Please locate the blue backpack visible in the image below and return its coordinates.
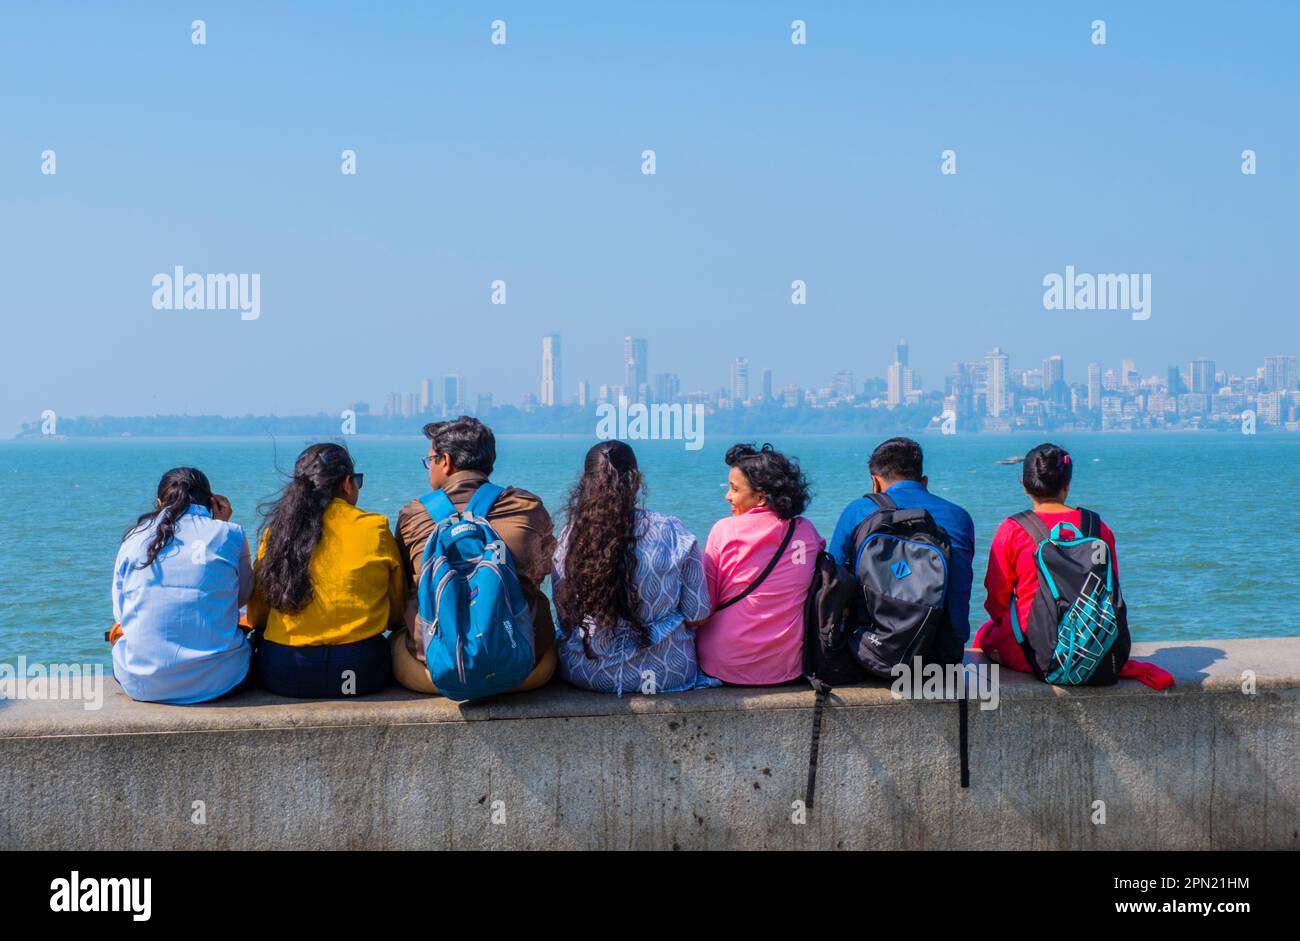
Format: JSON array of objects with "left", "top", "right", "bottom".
[{"left": 415, "top": 483, "right": 536, "bottom": 701}]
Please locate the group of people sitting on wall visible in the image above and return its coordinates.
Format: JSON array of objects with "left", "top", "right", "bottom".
[{"left": 110, "top": 418, "right": 1170, "bottom": 705}]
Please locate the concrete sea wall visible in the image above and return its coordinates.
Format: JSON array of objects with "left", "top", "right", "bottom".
[{"left": 1, "top": 638, "right": 1296, "bottom": 849}]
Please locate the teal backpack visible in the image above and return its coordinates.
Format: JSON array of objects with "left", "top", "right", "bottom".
[
  {"left": 415, "top": 484, "right": 536, "bottom": 701},
  {"left": 1009, "top": 508, "right": 1131, "bottom": 685}
]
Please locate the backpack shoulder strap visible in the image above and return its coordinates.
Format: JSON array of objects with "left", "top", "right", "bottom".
[
  {"left": 465, "top": 482, "right": 504, "bottom": 519},
  {"left": 418, "top": 490, "right": 457, "bottom": 524},
  {"left": 864, "top": 491, "right": 896, "bottom": 511},
  {"left": 1077, "top": 507, "right": 1100, "bottom": 538},
  {"left": 1009, "top": 509, "right": 1051, "bottom": 545}
]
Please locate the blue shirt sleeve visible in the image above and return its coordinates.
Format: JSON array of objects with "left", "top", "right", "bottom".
[
  {"left": 948, "top": 509, "right": 976, "bottom": 644},
  {"left": 830, "top": 500, "right": 871, "bottom": 568}
]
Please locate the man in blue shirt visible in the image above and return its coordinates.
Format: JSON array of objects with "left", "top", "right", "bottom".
[{"left": 829, "top": 437, "right": 976, "bottom": 649}]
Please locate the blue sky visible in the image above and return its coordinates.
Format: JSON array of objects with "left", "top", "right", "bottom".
[{"left": 2, "top": 1, "right": 1297, "bottom": 434}]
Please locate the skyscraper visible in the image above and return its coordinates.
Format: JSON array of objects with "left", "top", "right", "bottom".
[
  {"left": 576, "top": 380, "right": 590, "bottom": 407},
  {"left": 443, "top": 373, "right": 465, "bottom": 413},
  {"left": 1189, "top": 358, "right": 1216, "bottom": 394},
  {"left": 1086, "top": 363, "right": 1102, "bottom": 410},
  {"left": 419, "top": 377, "right": 434, "bottom": 413},
  {"left": 624, "top": 337, "right": 648, "bottom": 392},
  {"left": 1121, "top": 359, "right": 1138, "bottom": 392},
  {"left": 887, "top": 362, "right": 912, "bottom": 407},
  {"left": 1166, "top": 366, "right": 1183, "bottom": 397},
  {"left": 887, "top": 343, "right": 912, "bottom": 407},
  {"left": 985, "top": 347, "right": 1009, "bottom": 417},
  {"left": 540, "top": 334, "right": 561, "bottom": 406},
  {"left": 731, "top": 357, "right": 750, "bottom": 403},
  {"left": 832, "top": 370, "right": 855, "bottom": 398},
  {"left": 761, "top": 368, "right": 773, "bottom": 403},
  {"left": 652, "top": 372, "right": 680, "bottom": 403},
  {"left": 1042, "top": 355, "right": 1065, "bottom": 406},
  {"left": 1264, "top": 354, "right": 1297, "bottom": 392}
]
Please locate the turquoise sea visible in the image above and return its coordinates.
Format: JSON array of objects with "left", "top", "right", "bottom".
[{"left": 2, "top": 432, "right": 1298, "bottom": 666}]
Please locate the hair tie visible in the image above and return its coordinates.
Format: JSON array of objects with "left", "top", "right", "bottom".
[{"left": 1061, "top": 454, "right": 1071, "bottom": 466}]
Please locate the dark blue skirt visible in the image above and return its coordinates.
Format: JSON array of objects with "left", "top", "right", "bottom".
[{"left": 255, "top": 633, "right": 391, "bottom": 699}]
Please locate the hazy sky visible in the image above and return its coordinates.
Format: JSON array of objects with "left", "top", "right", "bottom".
[{"left": 2, "top": 1, "right": 1297, "bottom": 434}]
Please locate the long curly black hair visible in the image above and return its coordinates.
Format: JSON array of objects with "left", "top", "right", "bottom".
[
  {"left": 123, "top": 467, "right": 214, "bottom": 568},
  {"left": 554, "top": 440, "right": 649, "bottom": 656},
  {"left": 255, "top": 443, "right": 355, "bottom": 613}
]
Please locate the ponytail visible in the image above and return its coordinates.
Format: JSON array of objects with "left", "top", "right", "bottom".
[
  {"left": 124, "top": 467, "right": 215, "bottom": 568},
  {"left": 255, "top": 443, "right": 356, "bottom": 613}
]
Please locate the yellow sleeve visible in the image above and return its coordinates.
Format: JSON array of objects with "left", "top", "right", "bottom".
[
  {"left": 246, "top": 529, "right": 270, "bottom": 629},
  {"left": 379, "top": 524, "right": 406, "bottom": 630}
]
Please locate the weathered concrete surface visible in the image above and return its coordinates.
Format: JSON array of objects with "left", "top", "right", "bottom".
[{"left": 1, "top": 638, "right": 1296, "bottom": 849}]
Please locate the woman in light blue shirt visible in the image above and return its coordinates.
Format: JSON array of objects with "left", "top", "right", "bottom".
[
  {"left": 552, "top": 441, "right": 715, "bottom": 695},
  {"left": 112, "top": 467, "right": 254, "bottom": 704}
]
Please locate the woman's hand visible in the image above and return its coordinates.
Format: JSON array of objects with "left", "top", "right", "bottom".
[{"left": 211, "top": 494, "right": 233, "bottom": 522}]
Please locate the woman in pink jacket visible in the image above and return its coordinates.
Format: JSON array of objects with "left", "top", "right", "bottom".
[{"left": 697, "top": 443, "right": 823, "bottom": 685}]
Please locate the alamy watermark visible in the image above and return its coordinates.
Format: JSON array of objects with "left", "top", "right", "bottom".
[
  {"left": 890, "top": 657, "right": 1000, "bottom": 711},
  {"left": 151, "top": 266, "right": 261, "bottom": 321},
  {"left": 0, "top": 657, "right": 104, "bottom": 710},
  {"left": 50, "top": 871, "right": 150, "bottom": 921},
  {"left": 1042, "top": 265, "right": 1151, "bottom": 321},
  {"left": 595, "top": 395, "right": 704, "bottom": 451}
]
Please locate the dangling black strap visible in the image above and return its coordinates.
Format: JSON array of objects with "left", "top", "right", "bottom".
[
  {"left": 805, "top": 685, "right": 831, "bottom": 808},
  {"left": 958, "top": 697, "right": 970, "bottom": 788}
]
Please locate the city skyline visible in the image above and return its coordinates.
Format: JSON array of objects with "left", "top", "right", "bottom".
[{"left": 357, "top": 330, "right": 1300, "bottom": 433}]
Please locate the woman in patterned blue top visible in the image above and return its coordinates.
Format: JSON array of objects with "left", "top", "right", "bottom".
[{"left": 552, "top": 441, "right": 716, "bottom": 695}]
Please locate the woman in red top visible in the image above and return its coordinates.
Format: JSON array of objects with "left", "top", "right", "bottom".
[{"left": 975, "top": 443, "right": 1172, "bottom": 689}]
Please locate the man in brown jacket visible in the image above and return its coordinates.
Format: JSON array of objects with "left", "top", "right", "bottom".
[{"left": 391, "top": 416, "right": 558, "bottom": 694}]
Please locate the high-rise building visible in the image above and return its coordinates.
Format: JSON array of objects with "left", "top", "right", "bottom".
[
  {"left": 576, "top": 380, "right": 590, "bottom": 407},
  {"left": 652, "top": 372, "right": 680, "bottom": 403},
  {"left": 475, "top": 393, "right": 493, "bottom": 419},
  {"left": 761, "top": 368, "right": 773, "bottom": 403},
  {"left": 443, "top": 373, "right": 465, "bottom": 413},
  {"left": 624, "top": 337, "right": 648, "bottom": 392},
  {"left": 948, "top": 361, "right": 978, "bottom": 417},
  {"left": 1166, "top": 366, "right": 1183, "bottom": 397},
  {"left": 887, "top": 361, "right": 912, "bottom": 407},
  {"left": 832, "top": 370, "right": 855, "bottom": 399},
  {"left": 540, "top": 334, "right": 561, "bottom": 406},
  {"left": 887, "top": 343, "right": 913, "bottom": 407},
  {"left": 1121, "top": 359, "right": 1138, "bottom": 391},
  {"left": 419, "top": 378, "right": 434, "bottom": 413},
  {"left": 1258, "top": 391, "right": 1284, "bottom": 425},
  {"left": 1189, "top": 359, "right": 1216, "bottom": 395},
  {"left": 1040, "top": 353, "right": 1060, "bottom": 395},
  {"left": 401, "top": 391, "right": 417, "bottom": 418},
  {"left": 1264, "top": 354, "right": 1297, "bottom": 392},
  {"left": 985, "top": 347, "right": 1009, "bottom": 417},
  {"left": 731, "top": 357, "right": 750, "bottom": 402}
]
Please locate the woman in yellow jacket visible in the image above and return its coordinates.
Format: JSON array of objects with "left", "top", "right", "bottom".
[{"left": 248, "top": 443, "right": 404, "bottom": 698}]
